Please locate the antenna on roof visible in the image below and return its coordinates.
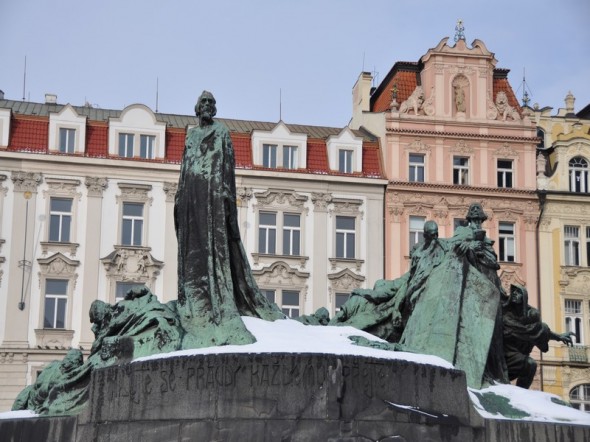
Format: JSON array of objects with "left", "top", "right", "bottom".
[
  {"left": 516, "top": 67, "right": 533, "bottom": 107},
  {"left": 155, "top": 77, "right": 159, "bottom": 113},
  {"left": 372, "top": 66, "right": 379, "bottom": 88},
  {"left": 279, "top": 88, "right": 282, "bottom": 121},
  {"left": 22, "top": 56, "right": 27, "bottom": 101}
]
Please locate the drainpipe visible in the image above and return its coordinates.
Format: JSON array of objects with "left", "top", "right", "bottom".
[{"left": 536, "top": 189, "right": 547, "bottom": 391}]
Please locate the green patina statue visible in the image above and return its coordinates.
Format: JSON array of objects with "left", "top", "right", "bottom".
[
  {"left": 503, "top": 284, "right": 573, "bottom": 388},
  {"left": 12, "top": 92, "right": 285, "bottom": 415},
  {"left": 174, "top": 91, "right": 283, "bottom": 349}
]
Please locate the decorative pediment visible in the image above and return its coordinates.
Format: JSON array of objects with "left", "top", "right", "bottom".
[
  {"left": 329, "top": 198, "right": 363, "bottom": 218},
  {"left": 498, "top": 266, "right": 526, "bottom": 295},
  {"left": 101, "top": 246, "right": 163, "bottom": 280},
  {"left": 38, "top": 252, "right": 80, "bottom": 276},
  {"left": 43, "top": 178, "right": 81, "bottom": 200},
  {"left": 450, "top": 140, "right": 473, "bottom": 154},
  {"left": 252, "top": 261, "right": 310, "bottom": 286},
  {"left": 116, "top": 182, "right": 153, "bottom": 205},
  {"left": 254, "top": 188, "right": 308, "bottom": 210},
  {"left": 493, "top": 143, "right": 519, "bottom": 159},
  {"left": 328, "top": 268, "right": 365, "bottom": 291},
  {"left": 405, "top": 138, "right": 432, "bottom": 154}
]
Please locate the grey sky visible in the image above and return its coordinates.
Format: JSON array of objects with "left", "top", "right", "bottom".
[{"left": 1, "top": 0, "right": 588, "bottom": 127}]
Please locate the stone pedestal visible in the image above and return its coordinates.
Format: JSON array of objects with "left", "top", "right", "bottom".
[{"left": 2, "top": 353, "right": 589, "bottom": 441}]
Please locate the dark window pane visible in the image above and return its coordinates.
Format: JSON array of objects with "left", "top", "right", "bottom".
[
  {"left": 51, "top": 198, "right": 72, "bottom": 212},
  {"left": 44, "top": 298, "right": 56, "bottom": 328},
  {"left": 292, "top": 231, "right": 300, "bottom": 255},
  {"left": 346, "top": 233, "right": 355, "bottom": 258},
  {"left": 133, "top": 220, "right": 143, "bottom": 245},
  {"left": 61, "top": 216, "right": 71, "bottom": 242},
  {"left": 122, "top": 219, "right": 132, "bottom": 245},
  {"left": 284, "top": 213, "right": 300, "bottom": 227},
  {"left": 49, "top": 215, "right": 61, "bottom": 241},
  {"left": 268, "top": 230, "right": 276, "bottom": 254},
  {"left": 262, "top": 290, "right": 275, "bottom": 303},
  {"left": 123, "top": 203, "right": 143, "bottom": 217},
  {"left": 283, "top": 290, "right": 299, "bottom": 305},
  {"left": 336, "top": 216, "right": 355, "bottom": 230},
  {"left": 260, "top": 212, "right": 276, "bottom": 225},
  {"left": 336, "top": 293, "right": 350, "bottom": 308},
  {"left": 46, "top": 279, "right": 68, "bottom": 294},
  {"left": 56, "top": 298, "right": 67, "bottom": 328}
]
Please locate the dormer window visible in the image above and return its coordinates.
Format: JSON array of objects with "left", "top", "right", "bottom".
[
  {"left": 48, "top": 104, "right": 86, "bottom": 154},
  {"left": 59, "top": 128, "right": 75, "bottom": 153},
  {"left": 119, "top": 133, "right": 134, "bottom": 158},
  {"left": 326, "top": 128, "right": 363, "bottom": 174},
  {"left": 339, "top": 149, "right": 353, "bottom": 173},
  {"left": 108, "top": 104, "right": 166, "bottom": 159},
  {"left": 252, "top": 122, "right": 307, "bottom": 170}
]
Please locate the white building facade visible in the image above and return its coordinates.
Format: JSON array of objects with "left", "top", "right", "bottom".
[{"left": 0, "top": 97, "right": 386, "bottom": 411}]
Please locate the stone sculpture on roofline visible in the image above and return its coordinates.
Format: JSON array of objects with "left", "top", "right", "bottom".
[{"left": 11, "top": 94, "right": 573, "bottom": 418}]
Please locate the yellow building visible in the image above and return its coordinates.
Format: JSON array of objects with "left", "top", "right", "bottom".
[{"left": 535, "top": 92, "right": 590, "bottom": 411}]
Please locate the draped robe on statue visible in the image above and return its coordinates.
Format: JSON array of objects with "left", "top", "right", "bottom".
[{"left": 175, "top": 121, "right": 282, "bottom": 349}]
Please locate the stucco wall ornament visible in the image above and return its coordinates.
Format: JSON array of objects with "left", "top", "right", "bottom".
[
  {"left": 11, "top": 171, "right": 42, "bottom": 193},
  {"left": 85, "top": 177, "right": 108, "bottom": 197},
  {"left": 422, "top": 86, "right": 435, "bottom": 116}
]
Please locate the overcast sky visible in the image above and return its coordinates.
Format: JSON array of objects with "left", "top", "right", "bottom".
[{"left": 1, "top": 0, "right": 589, "bottom": 127}]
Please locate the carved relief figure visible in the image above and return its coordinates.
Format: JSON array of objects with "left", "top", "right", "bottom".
[
  {"left": 454, "top": 84, "right": 466, "bottom": 112},
  {"left": 399, "top": 86, "right": 425, "bottom": 115}
]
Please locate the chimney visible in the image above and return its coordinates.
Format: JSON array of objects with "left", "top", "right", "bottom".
[
  {"left": 45, "top": 93, "right": 57, "bottom": 104},
  {"left": 0, "top": 90, "right": 4, "bottom": 100}
]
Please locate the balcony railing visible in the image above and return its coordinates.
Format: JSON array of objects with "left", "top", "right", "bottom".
[{"left": 569, "top": 345, "right": 589, "bottom": 363}]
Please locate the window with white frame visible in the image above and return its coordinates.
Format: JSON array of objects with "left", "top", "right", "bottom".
[
  {"left": 44, "top": 279, "right": 68, "bottom": 329},
  {"left": 453, "top": 156, "right": 469, "bottom": 185},
  {"left": 335, "top": 216, "right": 355, "bottom": 258},
  {"left": 565, "top": 299, "right": 584, "bottom": 344},
  {"left": 281, "top": 290, "right": 300, "bottom": 318},
  {"left": 121, "top": 202, "right": 144, "bottom": 246},
  {"left": 59, "top": 128, "right": 75, "bottom": 153},
  {"left": 497, "top": 159, "right": 513, "bottom": 188},
  {"left": 258, "top": 212, "right": 277, "bottom": 254},
  {"left": 570, "top": 384, "right": 590, "bottom": 413},
  {"left": 409, "top": 216, "right": 426, "bottom": 251},
  {"left": 140, "top": 135, "right": 155, "bottom": 159},
  {"left": 586, "top": 227, "right": 590, "bottom": 267},
  {"left": 409, "top": 153, "right": 425, "bottom": 182},
  {"left": 565, "top": 226, "right": 580, "bottom": 266},
  {"left": 119, "top": 133, "right": 134, "bottom": 158},
  {"left": 49, "top": 197, "right": 73, "bottom": 242},
  {"left": 498, "top": 222, "right": 515, "bottom": 262},
  {"left": 335, "top": 292, "right": 350, "bottom": 312},
  {"left": 282, "top": 213, "right": 301, "bottom": 256},
  {"left": 339, "top": 149, "right": 353, "bottom": 173},
  {"left": 115, "top": 281, "right": 145, "bottom": 301},
  {"left": 283, "top": 145, "right": 298, "bottom": 169},
  {"left": 570, "top": 157, "right": 589, "bottom": 193},
  {"left": 262, "top": 144, "right": 277, "bottom": 168}
]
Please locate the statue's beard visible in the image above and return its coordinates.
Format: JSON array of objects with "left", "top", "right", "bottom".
[{"left": 200, "top": 106, "right": 215, "bottom": 122}]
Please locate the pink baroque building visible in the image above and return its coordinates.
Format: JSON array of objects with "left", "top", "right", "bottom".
[{"left": 350, "top": 36, "right": 540, "bottom": 307}]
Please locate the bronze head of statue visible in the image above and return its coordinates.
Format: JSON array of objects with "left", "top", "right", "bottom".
[{"left": 194, "top": 90, "right": 217, "bottom": 123}]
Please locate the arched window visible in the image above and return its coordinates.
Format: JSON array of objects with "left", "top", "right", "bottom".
[
  {"left": 570, "top": 384, "right": 590, "bottom": 412},
  {"left": 536, "top": 128, "right": 545, "bottom": 149},
  {"left": 569, "top": 157, "right": 589, "bottom": 193}
]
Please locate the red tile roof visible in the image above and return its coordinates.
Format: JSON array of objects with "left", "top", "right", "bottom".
[
  {"left": 493, "top": 76, "right": 522, "bottom": 115},
  {"left": 232, "top": 133, "right": 253, "bottom": 168},
  {"left": 165, "top": 128, "right": 185, "bottom": 164},
  {"left": 371, "top": 62, "right": 420, "bottom": 113},
  {"left": 2, "top": 100, "right": 383, "bottom": 179},
  {"left": 86, "top": 122, "right": 108, "bottom": 157},
  {"left": 362, "top": 141, "right": 383, "bottom": 177},
  {"left": 8, "top": 116, "right": 48, "bottom": 152},
  {"left": 307, "top": 139, "right": 330, "bottom": 173}
]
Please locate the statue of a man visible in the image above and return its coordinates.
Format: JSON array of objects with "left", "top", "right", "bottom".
[
  {"left": 174, "top": 91, "right": 282, "bottom": 349},
  {"left": 503, "top": 284, "right": 573, "bottom": 388}
]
